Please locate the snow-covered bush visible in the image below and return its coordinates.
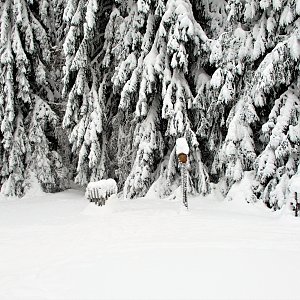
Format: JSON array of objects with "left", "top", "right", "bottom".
[{"left": 86, "top": 178, "right": 118, "bottom": 202}]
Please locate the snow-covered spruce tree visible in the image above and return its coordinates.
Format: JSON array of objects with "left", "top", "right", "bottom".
[
  {"left": 27, "top": 95, "right": 69, "bottom": 193},
  {"left": 105, "top": 0, "right": 210, "bottom": 198},
  {"left": 99, "top": 3, "right": 137, "bottom": 188},
  {"left": 104, "top": 1, "right": 165, "bottom": 197},
  {"left": 250, "top": 22, "right": 300, "bottom": 209},
  {"left": 124, "top": 99, "right": 164, "bottom": 198},
  {"left": 193, "top": 1, "right": 250, "bottom": 184},
  {"left": 191, "top": 0, "right": 227, "bottom": 39},
  {"left": 39, "top": 0, "right": 72, "bottom": 179},
  {"left": 207, "top": 1, "right": 267, "bottom": 188},
  {"left": 214, "top": 0, "right": 300, "bottom": 207},
  {"left": 62, "top": 0, "right": 112, "bottom": 185},
  {"left": 0, "top": 0, "right": 66, "bottom": 196},
  {"left": 255, "top": 87, "right": 300, "bottom": 209},
  {"left": 46, "top": 0, "right": 66, "bottom": 101}
]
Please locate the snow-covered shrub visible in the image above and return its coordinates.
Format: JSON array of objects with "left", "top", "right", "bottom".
[{"left": 86, "top": 178, "right": 118, "bottom": 202}]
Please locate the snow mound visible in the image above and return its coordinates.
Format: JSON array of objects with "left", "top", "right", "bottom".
[
  {"left": 289, "top": 173, "right": 300, "bottom": 193},
  {"left": 226, "top": 171, "right": 255, "bottom": 203},
  {"left": 82, "top": 194, "right": 118, "bottom": 216},
  {"left": 23, "top": 174, "right": 45, "bottom": 199}
]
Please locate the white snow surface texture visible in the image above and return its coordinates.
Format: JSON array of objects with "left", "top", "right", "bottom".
[
  {"left": 176, "top": 137, "right": 190, "bottom": 155},
  {"left": 0, "top": 177, "right": 300, "bottom": 300}
]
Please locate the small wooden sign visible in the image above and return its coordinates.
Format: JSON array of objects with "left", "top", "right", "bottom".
[{"left": 178, "top": 153, "right": 188, "bottom": 164}]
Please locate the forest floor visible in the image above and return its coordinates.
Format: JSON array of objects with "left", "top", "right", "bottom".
[{"left": 0, "top": 179, "right": 300, "bottom": 300}]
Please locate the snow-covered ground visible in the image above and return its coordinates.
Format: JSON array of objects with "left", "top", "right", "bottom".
[{"left": 1, "top": 181, "right": 300, "bottom": 300}]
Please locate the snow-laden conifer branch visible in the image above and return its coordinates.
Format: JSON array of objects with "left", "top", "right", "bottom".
[{"left": 0, "top": 0, "right": 67, "bottom": 196}]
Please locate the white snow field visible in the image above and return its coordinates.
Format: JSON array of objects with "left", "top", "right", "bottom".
[{"left": 1, "top": 179, "right": 300, "bottom": 300}]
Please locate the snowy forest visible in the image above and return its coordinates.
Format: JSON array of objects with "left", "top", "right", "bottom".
[{"left": 0, "top": 0, "right": 299, "bottom": 211}]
